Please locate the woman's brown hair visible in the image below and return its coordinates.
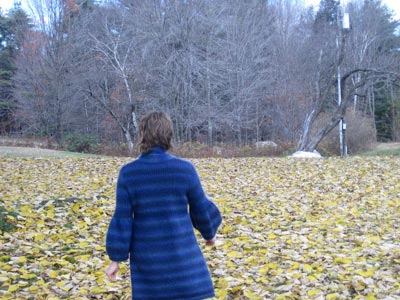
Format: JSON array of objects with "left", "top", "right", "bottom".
[{"left": 137, "top": 112, "right": 173, "bottom": 153}]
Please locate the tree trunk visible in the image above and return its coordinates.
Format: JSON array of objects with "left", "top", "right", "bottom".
[
  {"left": 298, "top": 108, "right": 317, "bottom": 151},
  {"left": 305, "top": 115, "right": 341, "bottom": 151},
  {"left": 206, "top": 44, "right": 212, "bottom": 145},
  {"left": 124, "top": 129, "right": 134, "bottom": 156}
]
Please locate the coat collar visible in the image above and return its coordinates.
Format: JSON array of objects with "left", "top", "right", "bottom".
[{"left": 138, "top": 146, "right": 173, "bottom": 162}]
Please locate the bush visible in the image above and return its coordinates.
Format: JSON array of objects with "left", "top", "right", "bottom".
[
  {"left": 316, "top": 111, "right": 376, "bottom": 155},
  {"left": 0, "top": 136, "right": 59, "bottom": 149},
  {"left": 63, "top": 133, "right": 99, "bottom": 153},
  {"left": 97, "top": 142, "right": 139, "bottom": 157},
  {"left": 0, "top": 205, "right": 17, "bottom": 233},
  {"left": 171, "top": 142, "right": 291, "bottom": 158}
]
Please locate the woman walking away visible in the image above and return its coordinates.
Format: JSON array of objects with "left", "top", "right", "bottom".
[{"left": 105, "top": 111, "right": 222, "bottom": 300}]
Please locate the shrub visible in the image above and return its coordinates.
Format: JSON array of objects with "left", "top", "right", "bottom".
[
  {"left": 316, "top": 111, "right": 376, "bottom": 155},
  {"left": 0, "top": 205, "right": 17, "bottom": 233},
  {"left": 63, "top": 133, "right": 99, "bottom": 153},
  {"left": 171, "top": 142, "right": 291, "bottom": 158}
]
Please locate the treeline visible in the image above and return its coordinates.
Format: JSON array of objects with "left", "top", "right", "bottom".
[{"left": 0, "top": 0, "right": 399, "bottom": 155}]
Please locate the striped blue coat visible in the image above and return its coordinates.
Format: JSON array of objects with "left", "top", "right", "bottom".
[{"left": 106, "top": 147, "right": 222, "bottom": 300}]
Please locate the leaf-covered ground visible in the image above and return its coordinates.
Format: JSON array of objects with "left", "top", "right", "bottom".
[{"left": 0, "top": 157, "right": 399, "bottom": 299}]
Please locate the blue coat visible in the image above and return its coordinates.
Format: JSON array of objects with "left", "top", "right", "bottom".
[{"left": 106, "top": 147, "right": 222, "bottom": 300}]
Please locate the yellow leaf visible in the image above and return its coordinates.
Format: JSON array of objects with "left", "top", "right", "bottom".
[
  {"left": 303, "top": 264, "right": 313, "bottom": 273},
  {"left": 290, "top": 261, "right": 300, "bottom": 269},
  {"left": 307, "top": 275, "right": 317, "bottom": 281},
  {"left": 338, "top": 273, "right": 351, "bottom": 280},
  {"left": 268, "top": 233, "right": 277, "bottom": 239},
  {"left": 216, "top": 278, "right": 228, "bottom": 288},
  {"left": 72, "top": 203, "right": 80, "bottom": 213},
  {"left": 46, "top": 209, "right": 55, "bottom": 217},
  {"left": 307, "top": 289, "right": 321, "bottom": 297},
  {"left": 77, "top": 254, "right": 90, "bottom": 261},
  {"left": 353, "top": 280, "right": 366, "bottom": 291},
  {"left": 222, "top": 225, "right": 231, "bottom": 234},
  {"left": 334, "top": 257, "right": 352, "bottom": 264},
  {"left": 37, "top": 279, "right": 46, "bottom": 285},
  {"left": 326, "top": 293, "right": 339, "bottom": 300},
  {"left": 37, "top": 219, "right": 45, "bottom": 227},
  {"left": 259, "top": 265, "right": 269, "bottom": 274},
  {"left": 34, "top": 233, "right": 45, "bottom": 242},
  {"left": 307, "top": 290, "right": 321, "bottom": 297},
  {"left": 20, "top": 273, "right": 37, "bottom": 280},
  {"left": 19, "top": 205, "right": 32, "bottom": 217},
  {"left": 216, "top": 289, "right": 228, "bottom": 298},
  {"left": 79, "top": 241, "right": 89, "bottom": 248},
  {"left": 17, "top": 257, "right": 27, "bottom": 263},
  {"left": 76, "top": 221, "right": 87, "bottom": 229},
  {"left": 267, "top": 263, "right": 279, "bottom": 269},
  {"left": 367, "top": 236, "right": 381, "bottom": 243},
  {"left": 29, "top": 285, "right": 39, "bottom": 292},
  {"left": 6, "top": 215, "right": 15, "bottom": 221},
  {"left": 356, "top": 269, "right": 374, "bottom": 277},
  {"left": 231, "top": 285, "right": 242, "bottom": 293},
  {"left": 227, "top": 251, "right": 240, "bottom": 258},
  {"left": 243, "top": 290, "right": 262, "bottom": 300},
  {"left": 49, "top": 270, "right": 58, "bottom": 279},
  {"left": 8, "top": 285, "right": 19, "bottom": 292},
  {"left": 333, "top": 227, "right": 343, "bottom": 232},
  {"left": 90, "top": 286, "right": 107, "bottom": 293},
  {"left": 227, "top": 261, "right": 236, "bottom": 268},
  {"left": 366, "top": 294, "right": 377, "bottom": 300},
  {"left": 56, "top": 259, "right": 69, "bottom": 266}
]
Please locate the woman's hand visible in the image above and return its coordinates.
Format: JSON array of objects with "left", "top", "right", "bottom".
[
  {"left": 205, "top": 237, "right": 216, "bottom": 246},
  {"left": 105, "top": 261, "right": 119, "bottom": 281}
]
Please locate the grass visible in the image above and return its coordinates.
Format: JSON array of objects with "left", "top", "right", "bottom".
[
  {"left": 1, "top": 141, "right": 400, "bottom": 158},
  {"left": 0, "top": 146, "right": 100, "bottom": 158},
  {"left": 359, "top": 142, "right": 400, "bottom": 156},
  {"left": 360, "top": 148, "right": 400, "bottom": 156}
]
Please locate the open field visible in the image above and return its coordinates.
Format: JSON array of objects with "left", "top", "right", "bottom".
[
  {"left": 0, "top": 156, "right": 399, "bottom": 299},
  {"left": 360, "top": 143, "right": 400, "bottom": 157},
  {"left": 0, "top": 147, "right": 98, "bottom": 158},
  {"left": 1, "top": 140, "right": 400, "bottom": 159}
]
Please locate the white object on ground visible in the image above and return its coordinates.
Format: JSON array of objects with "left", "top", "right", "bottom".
[{"left": 291, "top": 150, "right": 322, "bottom": 158}]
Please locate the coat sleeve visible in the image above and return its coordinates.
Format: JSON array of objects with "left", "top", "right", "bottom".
[
  {"left": 188, "top": 164, "right": 222, "bottom": 240},
  {"left": 106, "top": 168, "right": 134, "bottom": 262}
]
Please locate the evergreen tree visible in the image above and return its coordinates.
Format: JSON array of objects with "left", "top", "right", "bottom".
[
  {"left": 313, "top": 0, "right": 340, "bottom": 31},
  {"left": 0, "top": 6, "right": 30, "bottom": 133}
]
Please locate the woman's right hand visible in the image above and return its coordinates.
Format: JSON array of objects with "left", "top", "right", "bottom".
[{"left": 106, "top": 261, "right": 119, "bottom": 281}]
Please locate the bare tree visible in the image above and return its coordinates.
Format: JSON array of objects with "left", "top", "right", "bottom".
[
  {"left": 14, "top": 0, "right": 78, "bottom": 141},
  {"left": 10, "top": 0, "right": 400, "bottom": 154},
  {"left": 297, "top": 0, "right": 400, "bottom": 152},
  {"left": 86, "top": 5, "right": 139, "bottom": 154}
]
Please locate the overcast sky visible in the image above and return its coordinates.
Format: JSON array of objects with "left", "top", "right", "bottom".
[
  {"left": 304, "top": 0, "right": 400, "bottom": 19},
  {"left": 1, "top": 0, "right": 400, "bottom": 19}
]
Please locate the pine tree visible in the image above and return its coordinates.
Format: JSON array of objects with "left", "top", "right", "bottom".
[
  {"left": 0, "top": 6, "right": 31, "bottom": 133},
  {"left": 313, "top": 0, "right": 340, "bottom": 32}
]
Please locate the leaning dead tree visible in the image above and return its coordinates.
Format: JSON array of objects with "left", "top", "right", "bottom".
[{"left": 297, "top": 1, "right": 400, "bottom": 153}]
